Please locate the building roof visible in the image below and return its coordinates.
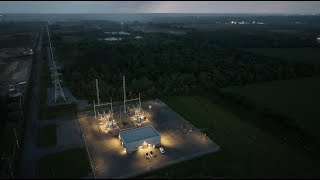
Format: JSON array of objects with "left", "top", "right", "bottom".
[{"left": 119, "top": 125, "right": 160, "bottom": 144}]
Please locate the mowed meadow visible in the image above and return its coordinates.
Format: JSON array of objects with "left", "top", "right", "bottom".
[
  {"left": 222, "top": 76, "right": 320, "bottom": 138},
  {"left": 140, "top": 96, "right": 320, "bottom": 178}
]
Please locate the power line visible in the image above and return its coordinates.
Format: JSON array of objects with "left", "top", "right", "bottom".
[{"left": 46, "top": 23, "right": 66, "bottom": 103}]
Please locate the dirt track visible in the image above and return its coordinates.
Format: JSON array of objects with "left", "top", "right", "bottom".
[{"left": 0, "top": 55, "right": 32, "bottom": 91}]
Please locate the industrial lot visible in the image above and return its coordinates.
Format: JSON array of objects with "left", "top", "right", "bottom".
[
  {"left": 79, "top": 99, "right": 219, "bottom": 178},
  {"left": 77, "top": 77, "right": 219, "bottom": 178}
]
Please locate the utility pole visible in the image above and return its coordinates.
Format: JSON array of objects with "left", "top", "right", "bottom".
[
  {"left": 13, "top": 128, "right": 19, "bottom": 149},
  {"left": 123, "top": 76, "right": 126, "bottom": 113},
  {"left": 119, "top": 106, "right": 122, "bottom": 126},
  {"left": 110, "top": 97, "right": 113, "bottom": 119},
  {"left": 19, "top": 94, "right": 24, "bottom": 121},
  {"left": 139, "top": 92, "right": 141, "bottom": 111},
  {"left": 93, "top": 100, "right": 96, "bottom": 119},
  {"left": 95, "top": 79, "right": 100, "bottom": 105},
  {"left": 1, "top": 156, "right": 14, "bottom": 179}
]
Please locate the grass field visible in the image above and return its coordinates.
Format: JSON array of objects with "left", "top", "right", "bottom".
[
  {"left": 139, "top": 96, "right": 320, "bottom": 178},
  {"left": 243, "top": 48, "right": 320, "bottom": 64},
  {"left": 222, "top": 76, "right": 320, "bottom": 138},
  {"left": 37, "top": 148, "right": 91, "bottom": 178},
  {"left": 37, "top": 124, "right": 57, "bottom": 148},
  {"left": 40, "top": 104, "right": 78, "bottom": 120}
]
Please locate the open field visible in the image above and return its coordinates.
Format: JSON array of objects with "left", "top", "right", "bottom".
[
  {"left": 78, "top": 100, "right": 218, "bottom": 179},
  {"left": 0, "top": 53, "right": 33, "bottom": 91},
  {"left": 243, "top": 48, "right": 320, "bottom": 64},
  {"left": 37, "top": 124, "right": 57, "bottom": 148},
  {"left": 0, "top": 22, "right": 39, "bottom": 88},
  {"left": 138, "top": 96, "right": 320, "bottom": 178},
  {"left": 222, "top": 76, "right": 320, "bottom": 138},
  {"left": 0, "top": 22, "right": 40, "bottom": 47},
  {"left": 37, "top": 148, "right": 91, "bottom": 178},
  {"left": 40, "top": 101, "right": 78, "bottom": 120}
]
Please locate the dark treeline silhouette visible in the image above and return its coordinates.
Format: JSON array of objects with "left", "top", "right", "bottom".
[{"left": 53, "top": 30, "right": 320, "bottom": 101}]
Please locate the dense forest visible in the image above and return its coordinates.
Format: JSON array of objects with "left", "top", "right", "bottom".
[{"left": 52, "top": 25, "right": 320, "bottom": 102}]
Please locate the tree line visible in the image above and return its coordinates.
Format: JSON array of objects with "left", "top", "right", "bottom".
[{"left": 52, "top": 30, "right": 320, "bottom": 102}]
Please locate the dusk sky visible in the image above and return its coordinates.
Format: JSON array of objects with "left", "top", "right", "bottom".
[{"left": 0, "top": 1, "right": 320, "bottom": 14}]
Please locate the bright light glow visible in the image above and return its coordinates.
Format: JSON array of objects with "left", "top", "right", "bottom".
[
  {"left": 123, "top": 148, "right": 126, "bottom": 153},
  {"left": 149, "top": 105, "right": 152, "bottom": 109}
]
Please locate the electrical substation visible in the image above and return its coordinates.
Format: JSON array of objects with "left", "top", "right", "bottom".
[{"left": 77, "top": 75, "right": 220, "bottom": 178}]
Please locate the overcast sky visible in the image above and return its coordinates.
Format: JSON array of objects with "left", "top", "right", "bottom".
[{"left": 0, "top": 1, "right": 320, "bottom": 14}]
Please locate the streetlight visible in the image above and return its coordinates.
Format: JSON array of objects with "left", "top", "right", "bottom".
[{"left": 148, "top": 105, "right": 152, "bottom": 118}]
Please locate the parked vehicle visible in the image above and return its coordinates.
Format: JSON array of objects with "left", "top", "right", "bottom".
[
  {"left": 149, "top": 151, "right": 154, "bottom": 158},
  {"left": 159, "top": 147, "right": 165, "bottom": 154},
  {"left": 145, "top": 153, "right": 150, "bottom": 159}
]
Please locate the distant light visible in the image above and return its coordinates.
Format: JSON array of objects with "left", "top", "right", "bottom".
[{"left": 149, "top": 105, "right": 152, "bottom": 109}]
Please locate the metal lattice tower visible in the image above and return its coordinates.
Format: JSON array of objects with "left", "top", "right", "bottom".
[{"left": 46, "top": 24, "right": 66, "bottom": 103}]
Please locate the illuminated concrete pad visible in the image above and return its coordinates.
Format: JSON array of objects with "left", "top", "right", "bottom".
[
  {"left": 119, "top": 125, "right": 161, "bottom": 154},
  {"left": 78, "top": 100, "right": 219, "bottom": 179}
]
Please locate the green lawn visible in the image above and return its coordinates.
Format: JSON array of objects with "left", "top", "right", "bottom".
[
  {"left": 243, "top": 48, "right": 320, "bottom": 64},
  {"left": 37, "top": 148, "right": 92, "bottom": 178},
  {"left": 222, "top": 76, "right": 320, "bottom": 138},
  {"left": 40, "top": 104, "right": 78, "bottom": 120},
  {"left": 140, "top": 96, "right": 320, "bottom": 178},
  {"left": 37, "top": 124, "right": 57, "bottom": 148}
]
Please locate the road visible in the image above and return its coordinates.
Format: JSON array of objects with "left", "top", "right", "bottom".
[{"left": 18, "top": 26, "right": 44, "bottom": 178}]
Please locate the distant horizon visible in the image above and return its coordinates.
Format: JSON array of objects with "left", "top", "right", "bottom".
[
  {"left": 0, "top": 1, "right": 320, "bottom": 14},
  {"left": 1, "top": 12, "right": 319, "bottom": 15}
]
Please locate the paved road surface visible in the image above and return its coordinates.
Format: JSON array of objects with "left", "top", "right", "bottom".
[
  {"left": 17, "top": 27, "right": 86, "bottom": 178},
  {"left": 18, "top": 26, "right": 44, "bottom": 178}
]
